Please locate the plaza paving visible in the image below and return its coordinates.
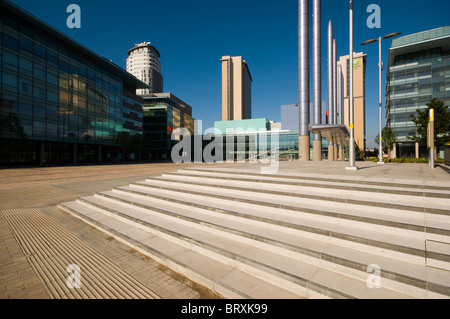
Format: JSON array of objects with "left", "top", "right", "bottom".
[
  {"left": 1, "top": 160, "right": 449, "bottom": 299},
  {"left": 0, "top": 162, "right": 225, "bottom": 299}
]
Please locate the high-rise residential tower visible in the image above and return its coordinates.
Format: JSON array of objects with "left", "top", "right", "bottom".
[
  {"left": 221, "top": 56, "right": 253, "bottom": 121},
  {"left": 127, "top": 42, "right": 163, "bottom": 95}
]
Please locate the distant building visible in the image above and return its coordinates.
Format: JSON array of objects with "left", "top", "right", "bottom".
[
  {"left": 214, "top": 118, "right": 269, "bottom": 134},
  {"left": 142, "top": 93, "right": 193, "bottom": 160},
  {"left": 0, "top": 0, "right": 148, "bottom": 166},
  {"left": 212, "top": 118, "right": 329, "bottom": 161},
  {"left": 281, "top": 104, "right": 300, "bottom": 131},
  {"left": 127, "top": 42, "right": 163, "bottom": 95},
  {"left": 221, "top": 56, "right": 252, "bottom": 121},
  {"left": 386, "top": 26, "right": 450, "bottom": 158},
  {"left": 269, "top": 121, "right": 282, "bottom": 131},
  {"left": 337, "top": 52, "right": 367, "bottom": 152}
]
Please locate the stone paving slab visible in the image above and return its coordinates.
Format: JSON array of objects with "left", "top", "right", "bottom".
[{"left": 0, "top": 162, "right": 225, "bottom": 299}]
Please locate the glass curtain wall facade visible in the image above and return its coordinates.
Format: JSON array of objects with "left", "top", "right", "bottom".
[
  {"left": 0, "top": 1, "right": 147, "bottom": 166},
  {"left": 142, "top": 94, "right": 194, "bottom": 160},
  {"left": 203, "top": 131, "right": 329, "bottom": 162},
  {"left": 386, "top": 27, "right": 450, "bottom": 158}
]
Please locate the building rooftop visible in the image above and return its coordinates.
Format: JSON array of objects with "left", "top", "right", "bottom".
[
  {"left": 214, "top": 118, "right": 269, "bottom": 134},
  {"left": 387, "top": 26, "right": 450, "bottom": 70},
  {"left": 391, "top": 26, "right": 450, "bottom": 48},
  {"left": 142, "top": 93, "right": 192, "bottom": 116},
  {"left": 1, "top": 0, "right": 149, "bottom": 90},
  {"left": 221, "top": 56, "right": 253, "bottom": 82},
  {"left": 127, "top": 42, "right": 161, "bottom": 57}
]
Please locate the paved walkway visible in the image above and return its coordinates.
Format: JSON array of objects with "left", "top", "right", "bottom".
[
  {"left": 213, "top": 160, "right": 450, "bottom": 186},
  {"left": 1, "top": 160, "right": 449, "bottom": 299},
  {"left": 0, "top": 162, "right": 224, "bottom": 299}
]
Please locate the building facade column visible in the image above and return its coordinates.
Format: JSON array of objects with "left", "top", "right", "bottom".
[
  {"left": 328, "top": 143, "right": 334, "bottom": 161},
  {"left": 313, "top": 140, "right": 322, "bottom": 161}
]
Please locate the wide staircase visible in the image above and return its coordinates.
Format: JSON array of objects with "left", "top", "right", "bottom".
[{"left": 58, "top": 166, "right": 450, "bottom": 299}]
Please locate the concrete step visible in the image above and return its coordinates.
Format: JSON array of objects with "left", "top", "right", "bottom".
[
  {"left": 95, "top": 188, "right": 450, "bottom": 298},
  {"left": 129, "top": 179, "right": 450, "bottom": 253},
  {"left": 57, "top": 201, "right": 305, "bottom": 299},
  {"left": 173, "top": 169, "right": 450, "bottom": 202},
  {"left": 149, "top": 173, "right": 450, "bottom": 222},
  {"left": 57, "top": 166, "right": 450, "bottom": 299},
  {"left": 58, "top": 197, "right": 417, "bottom": 299},
  {"left": 151, "top": 173, "right": 450, "bottom": 216},
  {"left": 183, "top": 167, "right": 450, "bottom": 192}
]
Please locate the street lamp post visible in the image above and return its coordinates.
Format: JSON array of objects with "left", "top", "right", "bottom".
[
  {"left": 362, "top": 32, "right": 401, "bottom": 164},
  {"left": 346, "top": 0, "right": 357, "bottom": 170}
]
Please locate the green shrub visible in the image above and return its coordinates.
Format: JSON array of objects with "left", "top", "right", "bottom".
[{"left": 383, "top": 157, "right": 444, "bottom": 163}]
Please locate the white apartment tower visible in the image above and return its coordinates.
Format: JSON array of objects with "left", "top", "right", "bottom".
[{"left": 127, "top": 42, "right": 163, "bottom": 95}]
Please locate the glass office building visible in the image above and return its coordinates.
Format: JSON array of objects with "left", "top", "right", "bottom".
[
  {"left": 208, "top": 119, "right": 330, "bottom": 161},
  {"left": 386, "top": 26, "right": 450, "bottom": 158},
  {"left": 0, "top": 0, "right": 148, "bottom": 166},
  {"left": 200, "top": 130, "right": 330, "bottom": 162},
  {"left": 142, "top": 93, "right": 194, "bottom": 160}
]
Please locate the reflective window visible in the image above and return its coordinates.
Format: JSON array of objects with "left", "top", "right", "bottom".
[
  {"left": 60, "top": 77, "right": 69, "bottom": 89},
  {"left": 34, "top": 43, "right": 46, "bottom": 59},
  {"left": 19, "top": 36, "right": 33, "bottom": 52},
  {"left": 2, "top": 72, "right": 18, "bottom": 88},
  {"left": 18, "top": 103, "right": 33, "bottom": 116},
  {"left": 47, "top": 91, "right": 58, "bottom": 103},
  {"left": 3, "top": 50, "right": 18, "bottom": 66},
  {"left": 47, "top": 72, "right": 58, "bottom": 86},
  {"left": 3, "top": 35, "right": 18, "bottom": 51},
  {"left": 33, "top": 63, "right": 46, "bottom": 80},
  {"left": 46, "top": 50, "right": 58, "bottom": 65},
  {"left": 60, "top": 91, "right": 69, "bottom": 103},
  {"left": 1, "top": 95, "right": 18, "bottom": 114},
  {"left": 19, "top": 56, "right": 33, "bottom": 71},
  {"left": 34, "top": 107, "right": 46, "bottom": 118},
  {"left": 19, "top": 77, "right": 33, "bottom": 95},
  {"left": 33, "top": 87, "right": 46, "bottom": 100}
]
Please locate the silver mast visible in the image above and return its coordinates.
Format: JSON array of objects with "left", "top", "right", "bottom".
[
  {"left": 347, "top": 0, "right": 357, "bottom": 169},
  {"left": 298, "top": 0, "right": 310, "bottom": 160},
  {"left": 338, "top": 64, "right": 344, "bottom": 125},
  {"left": 333, "top": 38, "right": 337, "bottom": 126},
  {"left": 313, "top": 0, "right": 321, "bottom": 133},
  {"left": 313, "top": 0, "right": 322, "bottom": 161},
  {"left": 327, "top": 21, "right": 333, "bottom": 127}
]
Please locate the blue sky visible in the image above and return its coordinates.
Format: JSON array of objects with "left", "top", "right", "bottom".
[{"left": 10, "top": 0, "right": 450, "bottom": 148}]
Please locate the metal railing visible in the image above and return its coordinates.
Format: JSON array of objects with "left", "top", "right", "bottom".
[{"left": 247, "top": 148, "right": 297, "bottom": 162}]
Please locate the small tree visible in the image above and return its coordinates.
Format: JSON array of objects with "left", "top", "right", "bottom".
[
  {"left": 375, "top": 126, "right": 398, "bottom": 156},
  {"left": 409, "top": 98, "right": 450, "bottom": 150}
]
